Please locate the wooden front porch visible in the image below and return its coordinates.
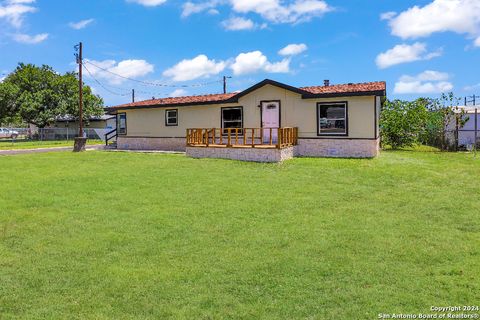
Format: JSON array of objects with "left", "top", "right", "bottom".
[{"left": 186, "top": 127, "right": 298, "bottom": 149}]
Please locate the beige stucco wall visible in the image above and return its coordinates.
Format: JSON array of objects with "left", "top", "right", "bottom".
[{"left": 119, "top": 84, "right": 378, "bottom": 140}]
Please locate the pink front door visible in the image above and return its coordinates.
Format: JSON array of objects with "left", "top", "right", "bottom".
[{"left": 262, "top": 101, "right": 280, "bottom": 143}]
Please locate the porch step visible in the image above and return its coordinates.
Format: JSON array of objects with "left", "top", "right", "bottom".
[{"left": 105, "top": 142, "right": 117, "bottom": 149}]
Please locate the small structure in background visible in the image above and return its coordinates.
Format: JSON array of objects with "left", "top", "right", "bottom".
[
  {"left": 49, "top": 114, "right": 116, "bottom": 139},
  {"left": 10, "top": 114, "right": 116, "bottom": 142},
  {"left": 449, "top": 106, "right": 479, "bottom": 150}
]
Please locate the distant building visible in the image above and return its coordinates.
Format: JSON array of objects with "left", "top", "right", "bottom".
[
  {"left": 50, "top": 114, "right": 116, "bottom": 131},
  {"left": 451, "top": 106, "right": 480, "bottom": 147}
]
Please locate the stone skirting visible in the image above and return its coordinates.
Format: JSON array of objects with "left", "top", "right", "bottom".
[
  {"left": 117, "top": 137, "right": 380, "bottom": 159},
  {"left": 117, "top": 137, "right": 186, "bottom": 151},
  {"left": 295, "top": 138, "right": 380, "bottom": 158},
  {"left": 186, "top": 146, "right": 295, "bottom": 163}
]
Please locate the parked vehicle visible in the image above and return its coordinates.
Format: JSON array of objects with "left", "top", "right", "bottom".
[{"left": 0, "top": 128, "right": 19, "bottom": 139}]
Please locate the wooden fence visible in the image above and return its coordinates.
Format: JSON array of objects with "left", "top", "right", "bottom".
[{"left": 186, "top": 127, "right": 298, "bottom": 149}]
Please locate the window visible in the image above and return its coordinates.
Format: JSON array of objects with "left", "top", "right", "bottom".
[
  {"left": 317, "top": 102, "right": 348, "bottom": 135},
  {"left": 117, "top": 113, "right": 127, "bottom": 135},
  {"left": 165, "top": 109, "right": 178, "bottom": 126},
  {"left": 221, "top": 107, "right": 243, "bottom": 134}
]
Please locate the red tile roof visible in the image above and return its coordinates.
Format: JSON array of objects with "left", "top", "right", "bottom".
[
  {"left": 108, "top": 80, "right": 385, "bottom": 110},
  {"left": 301, "top": 81, "right": 386, "bottom": 95},
  {"left": 112, "top": 93, "right": 236, "bottom": 109}
]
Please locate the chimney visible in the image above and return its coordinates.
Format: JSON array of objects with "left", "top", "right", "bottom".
[{"left": 324, "top": 79, "right": 330, "bottom": 87}]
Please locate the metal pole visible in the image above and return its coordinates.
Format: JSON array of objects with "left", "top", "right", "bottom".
[
  {"left": 132, "top": 89, "right": 135, "bottom": 103},
  {"left": 223, "top": 76, "right": 232, "bottom": 94},
  {"left": 78, "top": 42, "right": 83, "bottom": 138},
  {"left": 455, "top": 112, "right": 459, "bottom": 151},
  {"left": 475, "top": 108, "right": 478, "bottom": 158}
]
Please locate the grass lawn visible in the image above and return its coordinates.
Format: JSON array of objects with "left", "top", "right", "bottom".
[
  {"left": 0, "top": 150, "right": 479, "bottom": 319},
  {"left": 0, "top": 139, "right": 103, "bottom": 150}
]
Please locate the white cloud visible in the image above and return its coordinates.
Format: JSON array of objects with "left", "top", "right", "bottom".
[
  {"left": 182, "top": 0, "right": 219, "bottom": 17},
  {"left": 264, "top": 58, "right": 290, "bottom": 73},
  {"left": 375, "top": 42, "right": 442, "bottom": 69},
  {"left": 394, "top": 70, "right": 453, "bottom": 94},
  {"left": 127, "top": 0, "right": 167, "bottom": 7},
  {"left": 183, "top": 0, "right": 331, "bottom": 24},
  {"left": 7, "top": 0, "right": 36, "bottom": 3},
  {"left": 230, "top": 0, "right": 331, "bottom": 24},
  {"left": 85, "top": 59, "right": 155, "bottom": 85},
  {"left": 278, "top": 43, "right": 307, "bottom": 56},
  {"left": 169, "top": 89, "right": 188, "bottom": 97},
  {"left": 0, "top": 0, "right": 49, "bottom": 45},
  {"left": 13, "top": 32, "right": 48, "bottom": 44},
  {"left": 380, "top": 11, "right": 396, "bottom": 21},
  {"left": 69, "top": 18, "right": 94, "bottom": 30},
  {"left": 230, "top": 50, "right": 290, "bottom": 75},
  {"left": 0, "top": 0, "right": 37, "bottom": 28},
  {"left": 387, "top": 0, "right": 480, "bottom": 46},
  {"left": 163, "top": 54, "right": 226, "bottom": 81},
  {"left": 475, "top": 37, "right": 480, "bottom": 47},
  {"left": 221, "top": 17, "right": 257, "bottom": 30},
  {"left": 463, "top": 83, "right": 480, "bottom": 91}
]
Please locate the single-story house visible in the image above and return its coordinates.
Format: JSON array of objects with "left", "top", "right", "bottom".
[{"left": 107, "top": 79, "right": 386, "bottom": 161}]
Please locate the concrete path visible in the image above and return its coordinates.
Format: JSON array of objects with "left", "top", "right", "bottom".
[{"left": 0, "top": 144, "right": 105, "bottom": 155}]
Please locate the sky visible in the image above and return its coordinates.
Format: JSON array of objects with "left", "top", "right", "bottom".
[{"left": 0, "top": 0, "right": 479, "bottom": 106}]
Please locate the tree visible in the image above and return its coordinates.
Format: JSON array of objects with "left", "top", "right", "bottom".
[
  {"left": 380, "top": 99, "right": 429, "bottom": 149},
  {"left": 0, "top": 81, "right": 21, "bottom": 126},
  {"left": 421, "top": 93, "right": 467, "bottom": 151},
  {"left": 0, "top": 63, "right": 103, "bottom": 128}
]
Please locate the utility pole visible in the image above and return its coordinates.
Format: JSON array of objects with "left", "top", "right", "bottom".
[
  {"left": 74, "top": 42, "right": 84, "bottom": 137},
  {"left": 132, "top": 89, "right": 135, "bottom": 103},
  {"left": 73, "top": 42, "right": 86, "bottom": 152},
  {"left": 223, "top": 76, "right": 232, "bottom": 94},
  {"left": 465, "top": 95, "right": 479, "bottom": 106}
]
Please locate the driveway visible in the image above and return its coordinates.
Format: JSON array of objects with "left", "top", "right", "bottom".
[{"left": 0, "top": 144, "right": 105, "bottom": 155}]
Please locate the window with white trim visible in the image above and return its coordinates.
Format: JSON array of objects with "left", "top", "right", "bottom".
[
  {"left": 317, "top": 102, "right": 347, "bottom": 135},
  {"left": 165, "top": 109, "right": 178, "bottom": 126}
]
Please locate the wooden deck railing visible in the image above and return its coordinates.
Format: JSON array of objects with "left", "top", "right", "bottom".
[{"left": 186, "top": 127, "right": 298, "bottom": 149}]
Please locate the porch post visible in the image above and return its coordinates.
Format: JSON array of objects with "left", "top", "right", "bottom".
[{"left": 277, "top": 128, "right": 282, "bottom": 149}]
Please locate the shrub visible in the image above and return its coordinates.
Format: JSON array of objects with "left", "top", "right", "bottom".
[{"left": 380, "top": 99, "right": 429, "bottom": 149}]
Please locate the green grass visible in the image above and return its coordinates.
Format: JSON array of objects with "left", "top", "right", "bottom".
[
  {"left": 0, "top": 139, "right": 103, "bottom": 150},
  {"left": 0, "top": 150, "right": 479, "bottom": 319}
]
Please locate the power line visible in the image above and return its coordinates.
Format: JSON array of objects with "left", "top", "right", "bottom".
[
  {"left": 83, "top": 68, "right": 170, "bottom": 99},
  {"left": 83, "top": 63, "right": 131, "bottom": 97},
  {"left": 83, "top": 59, "right": 223, "bottom": 88},
  {"left": 87, "top": 79, "right": 170, "bottom": 97}
]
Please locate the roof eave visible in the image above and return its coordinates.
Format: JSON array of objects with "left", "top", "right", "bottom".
[
  {"left": 229, "top": 79, "right": 309, "bottom": 101},
  {"left": 105, "top": 98, "right": 232, "bottom": 111}
]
